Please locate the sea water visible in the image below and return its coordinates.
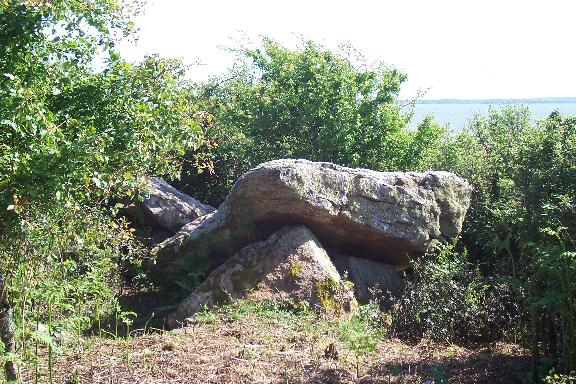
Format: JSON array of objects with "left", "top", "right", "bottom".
[{"left": 408, "top": 102, "right": 576, "bottom": 130}]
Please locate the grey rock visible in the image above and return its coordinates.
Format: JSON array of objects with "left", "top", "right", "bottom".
[
  {"left": 127, "top": 177, "right": 215, "bottom": 233},
  {"left": 168, "top": 226, "right": 357, "bottom": 327},
  {"left": 332, "top": 255, "right": 405, "bottom": 309},
  {"left": 153, "top": 159, "right": 471, "bottom": 282}
]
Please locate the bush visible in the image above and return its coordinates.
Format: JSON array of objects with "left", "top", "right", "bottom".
[
  {"left": 0, "top": 2, "right": 207, "bottom": 379},
  {"left": 431, "top": 108, "right": 576, "bottom": 374},
  {"left": 183, "top": 39, "right": 444, "bottom": 205},
  {"left": 391, "top": 241, "right": 519, "bottom": 344}
]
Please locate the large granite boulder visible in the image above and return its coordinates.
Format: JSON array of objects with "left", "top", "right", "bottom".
[
  {"left": 168, "top": 226, "right": 357, "bottom": 327},
  {"left": 126, "top": 176, "right": 215, "bottom": 233},
  {"left": 152, "top": 159, "right": 471, "bottom": 282}
]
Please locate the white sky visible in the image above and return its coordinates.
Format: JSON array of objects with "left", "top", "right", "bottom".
[{"left": 119, "top": 0, "right": 576, "bottom": 100}]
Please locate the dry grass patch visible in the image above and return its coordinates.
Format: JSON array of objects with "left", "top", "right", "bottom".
[{"left": 19, "top": 300, "right": 529, "bottom": 383}]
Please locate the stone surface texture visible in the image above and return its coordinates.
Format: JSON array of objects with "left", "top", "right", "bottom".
[
  {"left": 332, "top": 255, "right": 405, "bottom": 309},
  {"left": 153, "top": 159, "right": 472, "bottom": 282},
  {"left": 168, "top": 226, "right": 357, "bottom": 327},
  {"left": 128, "top": 177, "right": 215, "bottom": 233}
]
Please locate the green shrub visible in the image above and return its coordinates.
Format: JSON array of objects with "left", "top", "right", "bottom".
[
  {"left": 544, "top": 368, "right": 575, "bottom": 384},
  {"left": 183, "top": 38, "right": 444, "bottom": 205},
  {"left": 430, "top": 107, "right": 575, "bottom": 374},
  {"left": 338, "top": 303, "right": 387, "bottom": 378},
  {"left": 391, "top": 241, "right": 518, "bottom": 343},
  {"left": 0, "top": 2, "right": 207, "bottom": 378}
]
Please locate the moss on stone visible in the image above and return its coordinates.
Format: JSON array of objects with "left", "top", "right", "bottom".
[
  {"left": 289, "top": 261, "right": 304, "bottom": 278},
  {"left": 314, "top": 277, "right": 339, "bottom": 310},
  {"left": 230, "top": 263, "right": 263, "bottom": 292},
  {"left": 343, "top": 279, "right": 354, "bottom": 291}
]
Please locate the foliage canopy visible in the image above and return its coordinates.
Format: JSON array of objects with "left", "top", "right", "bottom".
[
  {"left": 0, "top": 2, "right": 206, "bottom": 379},
  {"left": 185, "top": 39, "right": 444, "bottom": 204}
]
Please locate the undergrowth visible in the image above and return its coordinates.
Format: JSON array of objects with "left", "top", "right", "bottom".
[
  {"left": 392, "top": 240, "right": 519, "bottom": 344},
  {"left": 11, "top": 298, "right": 532, "bottom": 384}
]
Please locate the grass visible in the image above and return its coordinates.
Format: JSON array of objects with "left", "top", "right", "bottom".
[{"left": 14, "top": 299, "right": 530, "bottom": 384}]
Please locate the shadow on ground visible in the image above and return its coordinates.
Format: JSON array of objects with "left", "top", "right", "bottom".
[{"left": 301, "top": 349, "right": 530, "bottom": 384}]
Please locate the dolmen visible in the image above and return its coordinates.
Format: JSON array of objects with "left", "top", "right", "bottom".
[{"left": 140, "top": 159, "right": 471, "bottom": 327}]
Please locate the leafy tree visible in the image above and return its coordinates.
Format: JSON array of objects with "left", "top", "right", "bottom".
[
  {"left": 0, "top": 1, "right": 206, "bottom": 379},
  {"left": 432, "top": 107, "right": 576, "bottom": 375},
  {"left": 184, "top": 39, "right": 443, "bottom": 205}
]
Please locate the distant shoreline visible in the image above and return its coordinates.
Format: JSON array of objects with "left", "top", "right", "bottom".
[
  {"left": 414, "top": 97, "right": 576, "bottom": 104},
  {"left": 408, "top": 98, "right": 576, "bottom": 129}
]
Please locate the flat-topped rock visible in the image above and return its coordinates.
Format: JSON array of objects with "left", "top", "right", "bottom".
[{"left": 152, "top": 159, "right": 471, "bottom": 282}]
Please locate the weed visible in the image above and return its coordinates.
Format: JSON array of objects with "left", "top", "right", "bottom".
[
  {"left": 337, "top": 304, "right": 387, "bottom": 378},
  {"left": 192, "top": 305, "right": 219, "bottom": 325},
  {"left": 544, "top": 368, "right": 576, "bottom": 384}
]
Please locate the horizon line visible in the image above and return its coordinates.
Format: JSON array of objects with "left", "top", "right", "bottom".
[{"left": 414, "top": 97, "right": 576, "bottom": 104}]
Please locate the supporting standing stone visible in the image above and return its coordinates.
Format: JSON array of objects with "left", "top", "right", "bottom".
[{"left": 168, "top": 226, "right": 357, "bottom": 327}]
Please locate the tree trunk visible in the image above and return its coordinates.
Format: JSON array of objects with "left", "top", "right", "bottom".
[{"left": 0, "top": 271, "right": 19, "bottom": 382}]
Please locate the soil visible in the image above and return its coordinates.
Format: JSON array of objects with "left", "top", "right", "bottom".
[{"left": 19, "top": 302, "right": 530, "bottom": 384}]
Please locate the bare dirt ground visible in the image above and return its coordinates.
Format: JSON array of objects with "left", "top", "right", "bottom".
[{"left": 20, "top": 302, "right": 530, "bottom": 384}]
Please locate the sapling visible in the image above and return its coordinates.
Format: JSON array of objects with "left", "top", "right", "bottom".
[{"left": 337, "top": 304, "right": 386, "bottom": 378}]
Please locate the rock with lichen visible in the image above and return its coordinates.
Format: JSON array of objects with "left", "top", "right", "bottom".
[
  {"left": 168, "top": 226, "right": 357, "bottom": 327},
  {"left": 332, "top": 255, "right": 405, "bottom": 309},
  {"left": 153, "top": 159, "right": 472, "bottom": 283}
]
